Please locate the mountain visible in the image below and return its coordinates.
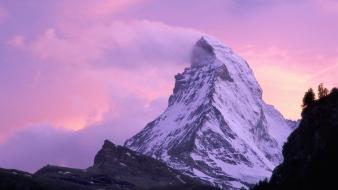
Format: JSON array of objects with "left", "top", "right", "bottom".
[
  {"left": 252, "top": 88, "right": 338, "bottom": 190},
  {"left": 1, "top": 140, "right": 219, "bottom": 190},
  {"left": 0, "top": 167, "right": 94, "bottom": 190},
  {"left": 125, "top": 36, "right": 296, "bottom": 189},
  {"left": 85, "top": 140, "right": 203, "bottom": 189}
]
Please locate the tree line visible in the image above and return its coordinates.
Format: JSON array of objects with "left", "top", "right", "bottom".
[{"left": 302, "top": 83, "right": 338, "bottom": 109}]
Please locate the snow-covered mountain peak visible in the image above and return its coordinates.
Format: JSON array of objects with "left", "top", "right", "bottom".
[
  {"left": 191, "top": 36, "right": 232, "bottom": 68},
  {"left": 189, "top": 35, "right": 262, "bottom": 101},
  {"left": 125, "top": 35, "right": 296, "bottom": 189}
]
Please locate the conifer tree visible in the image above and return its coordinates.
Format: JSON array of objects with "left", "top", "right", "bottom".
[
  {"left": 330, "top": 87, "right": 338, "bottom": 95},
  {"left": 302, "top": 88, "right": 315, "bottom": 108},
  {"left": 318, "top": 83, "right": 329, "bottom": 99}
]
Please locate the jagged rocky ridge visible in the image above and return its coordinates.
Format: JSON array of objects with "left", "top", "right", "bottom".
[
  {"left": 125, "top": 36, "right": 296, "bottom": 189},
  {"left": 0, "top": 140, "right": 219, "bottom": 190},
  {"left": 252, "top": 89, "right": 338, "bottom": 190}
]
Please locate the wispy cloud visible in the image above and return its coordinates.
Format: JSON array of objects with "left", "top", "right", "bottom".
[
  {"left": 1, "top": 19, "right": 201, "bottom": 143},
  {"left": 24, "top": 20, "right": 201, "bottom": 67}
]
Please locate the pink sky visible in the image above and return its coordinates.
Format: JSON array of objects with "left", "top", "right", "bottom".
[{"left": 0, "top": 0, "right": 338, "bottom": 172}]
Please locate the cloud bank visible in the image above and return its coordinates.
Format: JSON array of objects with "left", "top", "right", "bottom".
[{"left": 0, "top": 16, "right": 201, "bottom": 171}]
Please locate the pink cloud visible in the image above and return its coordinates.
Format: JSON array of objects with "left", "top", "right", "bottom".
[
  {"left": 0, "top": 6, "right": 8, "bottom": 21},
  {"left": 7, "top": 35, "right": 25, "bottom": 48},
  {"left": 315, "top": 0, "right": 338, "bottom": 13},
  {"left": 58, "top": 0, "right": 143, "bottom": 24},
  {"left": 84, "top": 0, "right": 142, "bottom": 17},
  {"left": 31, "top": 28, "right": 98, "bottom": 65},
  {"left": 26, "top": 20, "right": 201, "bottom": 66},
  {"left": 0, "top": 77, "right": 170, "bottom": 172},
  {"left": 0, "top": 66, "right": 110, "bottom": 132},
  {"left": 0, "top": 88, "right": 167, "bottom": 172},
  {"left": 1, "top": 19, "right": 201, "bottom": 144}
]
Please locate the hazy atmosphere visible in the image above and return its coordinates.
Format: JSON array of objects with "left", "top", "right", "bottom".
[{"left": 1, "top": 0, "right": 338, "bottom": 172}]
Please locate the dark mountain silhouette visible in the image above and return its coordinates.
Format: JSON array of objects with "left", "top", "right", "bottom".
[
  {"left": 0, "top": 140, "right": 219, "bottom": 190},
  {"left": 252, "top": 87, "right": 338, "bottom": 190}
]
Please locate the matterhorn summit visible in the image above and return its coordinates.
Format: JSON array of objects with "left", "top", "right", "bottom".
[{"left": 125, "top": 36, "right": 296, "bottom": 189}]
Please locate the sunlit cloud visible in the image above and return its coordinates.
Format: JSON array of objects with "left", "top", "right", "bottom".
[{"left": 1, "top": 18, "right": 201, "bottom": 143}]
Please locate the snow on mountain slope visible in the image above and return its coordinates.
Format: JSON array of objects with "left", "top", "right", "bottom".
[{"left": 125, "top": 36, "right": 296, "bottom": 189}]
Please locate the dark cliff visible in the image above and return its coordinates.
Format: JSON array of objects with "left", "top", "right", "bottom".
[{"left": 253, "top": 89, "right": 338, "bottom": 190}]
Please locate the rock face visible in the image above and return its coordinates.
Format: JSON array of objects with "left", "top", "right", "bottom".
[
  {"left": 252, "top": 89, "right": 338, "bottom": 190},
  {"left": 87, "top": 140, "right": 195, "bottom": 189},
  {"left": 0, "top": 167, "right": 94, "bottom": 190},
  {"left": 18, "top": 140, "right": 218, "bottom": 190},
  {"left": 125, "top": 36, "right": 296, "bottom": 189}
]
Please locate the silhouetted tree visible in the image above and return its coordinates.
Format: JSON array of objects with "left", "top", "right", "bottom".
[
  {"left": 318, "top": 83, "right": 329, "bottom": 99},
  {"left": 330, "top": 87, "right": 338, "bottom": 96},
  {"left": 302, "top": 88, "right": 315, "bottom": 108}
]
